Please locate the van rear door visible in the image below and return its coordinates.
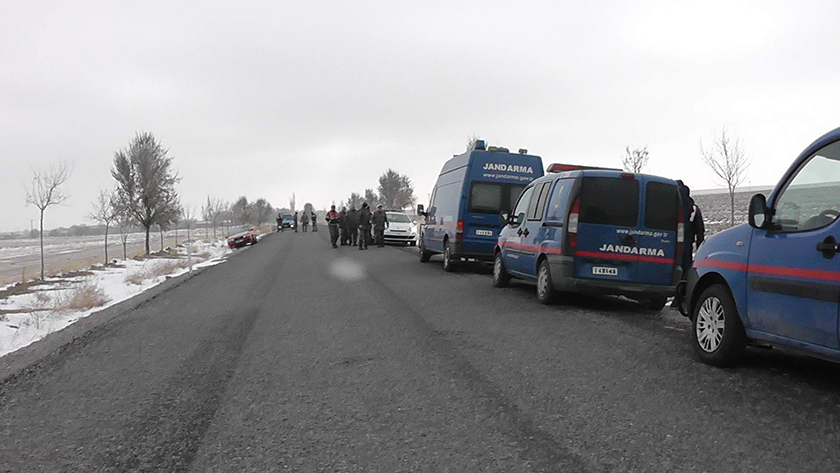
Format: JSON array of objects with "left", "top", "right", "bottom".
[
  {"left": 635, "top": 178, "right": 679, "bottom": 286},
  {"left": 573, "top": 175, "right": 640, "bottom": 283}
]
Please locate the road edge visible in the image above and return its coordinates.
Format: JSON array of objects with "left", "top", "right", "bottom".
[{"left": 0, "top": 265, "right": 206, "bottom": 385}]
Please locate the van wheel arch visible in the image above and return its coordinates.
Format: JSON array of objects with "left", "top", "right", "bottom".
[
  {"left": 535, "top": 253, "right": 549, "bottom": 275},
  {"left": 690, "top": 272, "right": 730, "bottom": 320}
]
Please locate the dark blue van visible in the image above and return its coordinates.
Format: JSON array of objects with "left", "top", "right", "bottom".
[
  {"left": 417, "top": 141, "right": 543, "bottom": 271},
  {"left": 493, "top": 164, "right": 684, "bottom": 308},
  {"left": 684, "top": 127, "right": 840, "bottom": 367}
]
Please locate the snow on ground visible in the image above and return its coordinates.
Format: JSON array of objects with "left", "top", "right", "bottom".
[{"left": 0, "top": 239, "right": 234, "bottom": 358}]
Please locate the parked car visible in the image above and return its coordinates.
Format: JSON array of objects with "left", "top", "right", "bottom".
[
  {"left": 227, "top": 225, "right": 258, "bottom": 248},
  {"left": 383, "top": 211, "right": 418, "bottom": 246},
  {"left": 280, "top": 214, "right": 294, "bottom": 229},
  {"left": 493, "top": 163, "right": 683, "bottom": 309},
  {"left": 683, "top": 127, "right": 840, "bottom": 366},
  {"left": 417, "top": 140, "right": 543, "bottom": 271}
]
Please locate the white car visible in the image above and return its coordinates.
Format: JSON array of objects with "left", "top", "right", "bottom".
[{"left": 383, "top": 211, "right": 418, "bottom": 246}]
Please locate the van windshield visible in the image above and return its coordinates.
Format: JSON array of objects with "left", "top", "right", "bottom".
[
  {"left": 468, "top": 182, "right": 525, "bottom": 214},
  {"left": 579, "top": 177, "right": 639, "bottom": 227}
]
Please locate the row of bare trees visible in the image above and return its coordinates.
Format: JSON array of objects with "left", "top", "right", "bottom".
[{"left": 621, "top": 127, "right": 750, "bottom": 227}]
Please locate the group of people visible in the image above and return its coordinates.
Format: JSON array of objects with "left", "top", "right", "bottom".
[
  {"left": 276, "top": 211, "right": 318, "bottom": 233},
  {"left": 325, "top": 203, "right": 389, "bottom": 250}
]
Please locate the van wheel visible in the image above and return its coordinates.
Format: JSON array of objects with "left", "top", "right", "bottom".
[
  {"left": 493, "top": 252, "right": 510, "bottom": 287},
  {"left": 419, "top": 240, "right": 432, "bottom": 263},
  {"left": 443, "top": 243, "right": 456, "bottom": 272},
  {"left": 643, "top": 297, "right": 667, "bottom": 311},
  {"left": 692, "top": 284, "right": 746, "bottom": 366},
  {"left": 536, "top": 259, "right": 556, "bottom": 304}
]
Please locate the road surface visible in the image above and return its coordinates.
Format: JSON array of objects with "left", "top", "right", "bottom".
[{"left": 1, "top": 230, "right": 839, "bottom": 471}]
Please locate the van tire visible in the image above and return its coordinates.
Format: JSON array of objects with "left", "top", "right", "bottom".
[
  {"left": 419, "top": 240, "right": 432, "bottom": 263},
  {"left": 443, "top": 243, "right": 456, "bottom": 272},
  {"left": 536, "top": 259, "right": 556, "bottom": 304},
  {"left": 644, "top": 297, "right": 667, "bottom": 311},
  {"left": 692, "top": 284, "right": 746, "bottom": 367},
  {"left": 493, "top": 251, "right": 510, "bottom": 287}
]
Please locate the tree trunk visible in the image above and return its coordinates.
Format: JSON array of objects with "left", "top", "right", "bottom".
[
  {"left": 123, "top": 239, "right": 127, "bottom": 260},
  {"left": 145, "top": 225, "right": 150, "bottom": 255},
  {"left": 39, "top": 210, "right": 45, "bottom": 280},
  {"left": 160, "top": 227, "right": 164, "bottom": 252},
  {"left": 729, "top": 189, "right": 736, "bottom": 227},
  {"left": 104, "top": 223, "right": 109, "bottom": 265},
  {"left": 175, "top": 224, "right": 178, "bottom": 247}
]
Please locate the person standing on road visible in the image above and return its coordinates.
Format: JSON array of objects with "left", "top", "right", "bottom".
[
  {"left": 326, "top": 205, "right": 340, "bottom": 248},
  {"left": 311, "top": 211, "right": 318, "bottom": 232},
  {"left": 276, "top": 213, "right": 282, "bottom": 233},
  {"left": 338, "top": 207, "right": 348, "bottom": 245},
  {"left": 358, "top": 203, "right": 372, "bottom": 250},
  {"left": 372, "top": 204, "right": 389, "bottom": 247},
  {"left": 673, "top": 180, "right": 706, "bottom": 309},
  {"left": 301, "top": 211, "right": 309, "bottom": 232},
  {"left": 347, "top": 205, "right": 359, "bottom": 247},
  {"left": 293, "top": 211, "right": 299, "bottom": 233}
]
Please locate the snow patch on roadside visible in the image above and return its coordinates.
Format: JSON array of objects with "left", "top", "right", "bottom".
[{"left": 0, "top": 239, "right": 234, "bottom": 358}]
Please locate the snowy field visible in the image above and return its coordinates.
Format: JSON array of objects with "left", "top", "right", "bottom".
[{"left": 0, "top": 238, "right": 238, "bottom": 358}]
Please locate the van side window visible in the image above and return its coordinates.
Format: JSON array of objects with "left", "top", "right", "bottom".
[
  {"left": 545, "top": 179, "right": 572, "bottom": 223},
  {"left": 527, "top": 181, "right": 551, "bottom": 220},
  {"left": 644, "top": 182, "right": 678, "bottom": 231},
  {"left": 774, "top": 140, "right": 840, "bottom": 232},
  {"left": 511, "top": 185, "right": 535, "bottom": 225}
]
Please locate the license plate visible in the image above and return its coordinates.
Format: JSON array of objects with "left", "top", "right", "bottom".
[
  {"left": 475, "top": 229, "right": 493, "bottom": 236},
  {"left": 592, "top": 266, "right": 618, "bottom": 276}
]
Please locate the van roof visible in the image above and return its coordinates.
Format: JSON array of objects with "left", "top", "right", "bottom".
[
  {"left": 535, "top": 167, "right": 678, "bottom": 185},
  {"left": 440, "top": 148, "right": 542, "bottom": 175}
]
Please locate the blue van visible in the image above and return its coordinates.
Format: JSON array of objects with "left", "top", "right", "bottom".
[
  {"left": 417, "top": 141, "right": 543, "bottom": 271},
  {"left": 493, "top": 164, "right": 684, "bottom": 308},
  {"left": 683, "top": 127, "right": 840, "bottom": 367}
]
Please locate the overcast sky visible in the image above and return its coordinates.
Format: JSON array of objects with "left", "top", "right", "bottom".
[{"left": 2, "top": 1, "right": 839, "bottom": 231}]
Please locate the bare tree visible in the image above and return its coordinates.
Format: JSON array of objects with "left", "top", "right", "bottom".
[
  {"left": 88, "top": 189, "right": 119, "bottom": 265},
  {"left": 289, "top": 193, "right": 296, "bottom": 213},
  {"left": 24, "top": 161, "right": 73, "bottom": 280},
  {"left": 231, "top": 196, "right": 253, "bottom": 224},
  {"left": 202, "top": 196, "right": 225, "bottom": 239},
  {"left": 622, "top": 146, "right": 650, "bottom": 173},
  {"left": 253, "top": 198, "right": 272, "bottom": 225},
  {"left": 111, "top": 132, "right": 180, "bottom": 255},
  {"left": 700, "top": 128, "right": 750, "bottom": 226},
  {"left": 466, "top": 134, "right": 480, "bottom": 151},
  {"left": 182, "top": 204, "right": 195, "bottom": 243},
  {"left": 116, "top": 205, "right": 132, "bottom": 261}
]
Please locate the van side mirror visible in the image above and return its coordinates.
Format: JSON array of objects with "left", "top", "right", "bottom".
[
  {"left": 500, "top": 211, "right": 509, "bottom": 224},
  {"left": 416, "top": 204, "right": 425, "bottom": 216},
  {"left": 749, "top": 194, "right": 768, "bottom": 229}
]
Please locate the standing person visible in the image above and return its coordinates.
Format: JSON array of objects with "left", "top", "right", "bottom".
[
  {"left": 372, "top": 204, "right": 389, "bottom": 247},
  {"left": 276, "top": 213, "right": 282, "bottom": 233},
  {"left": 673, "top": 180, "right": 704, "bottom": 309},
  {"left": 311, "top": 211, "right": 318, "bottom": 232},
  {"left": 326, "top": 205, "right": 340, "bottom": 248},
  {"left": 357, "top": 203, "right": 372, "bottom": 250},
  {"left": 301, "top": 211, "right": 309, "bottom": 232},
  {"left": 293, "top": 211, "right": 299, "bottom": 233},
  {"left": 347, "top": 204, "right": 359, "bottom": 247},
  {"left": 338, "top": 207, "right": 348, "bottom": 245}
]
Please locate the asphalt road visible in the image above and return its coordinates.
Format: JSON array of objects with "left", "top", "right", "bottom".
[{"left": 2, "top": 229, "right": 840, "bottom": 471}]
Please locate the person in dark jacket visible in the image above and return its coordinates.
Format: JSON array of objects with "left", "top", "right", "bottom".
[
  {"left": 358, "top": 203, "right": 372, "bottom": 250},
  {"left": 673, "top": 180, "right": 706, "bottom": 309},
  {"left": 347, "top": 205, "right": 359, "bottom": 246},
  {"left": 372, "top": 204, "right": 389, "bottom": 247},
  {"left": 276, "top": 213, "right": 282, "bottom": 233},
  {"left": 338, "top": 207, "right": 348, "bottom": 245},
  {"left": 326, "top": 205, "right": 340, "bottom": 248},
  {"left": 311, "top": 211, "right": 318, "bottom": 232},
  {"left": 293, "top": 211, "right": 299, "bottom": 233}
]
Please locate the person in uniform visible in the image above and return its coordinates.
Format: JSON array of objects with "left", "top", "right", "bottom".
[
  {"left": 301, "top": 211, "right": 309, "bottom": 232},
  {"left": 358, "top": 203, "right": 372, "bottom": 250},
  {"left": 347, "top": 205, "right": 359, "bottom": 246},
  {"left": 326, "top": 205, "right": 340, "bottom": 248},
  {"left": 293, "top": 211, "right": 299, "bottom": 233},
  {"left": 338, "top": 207, "right": 348, "bottom": 245},
  {"left": 311, "top": 211, "right": 318, "bottom": 232},
  {"left": 276, "top": 213, "right": 282, "bottom": 233},
  {"left": 372, "top": 204, "right": 390, "bottom": 247}
]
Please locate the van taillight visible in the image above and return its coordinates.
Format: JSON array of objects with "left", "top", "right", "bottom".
[
  {"left": 568, "top": 196, "right": 580, "bottom": 252},
  {"left": 456, "top": 219, "right": 464, "bottom": 240}
]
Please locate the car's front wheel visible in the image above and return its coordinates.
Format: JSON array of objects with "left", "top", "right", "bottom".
[
  {"left": 692, "top": 284, "right": 746, "bottom": 366},
  {"left": 493, "top": 251, "right": 510, "bottom": 287},
  {"left": 419, "top": 239, "right": 432, "bottom": 263}
]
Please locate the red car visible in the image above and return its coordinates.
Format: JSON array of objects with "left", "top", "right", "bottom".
[{"left": 227, "top": 225, "right": 259, "bottom": 248}]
